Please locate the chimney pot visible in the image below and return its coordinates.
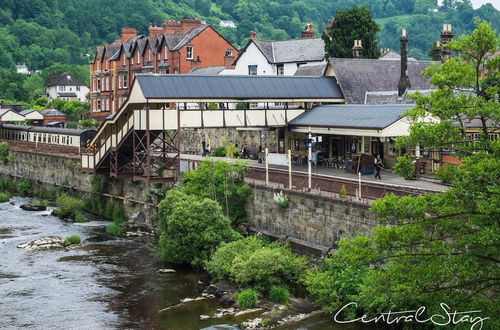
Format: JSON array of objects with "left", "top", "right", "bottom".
[
  {"left": 249, "top": 31, "right": 257, "bottom": 39},
  {"left": 402, "top": 29, "right": 407, "bottom": 37}
]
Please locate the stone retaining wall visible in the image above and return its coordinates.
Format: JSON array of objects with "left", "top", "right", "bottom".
[{"left": 246, "top": 184, "right": 378, "bottom": 249}]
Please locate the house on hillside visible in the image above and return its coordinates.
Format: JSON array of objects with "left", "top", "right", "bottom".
[
  {"left": 45, "top": 74, "right": 89, "bottom": 103},
  {"left": 16, "top": 64, "right": 29, "bottom": 74}
]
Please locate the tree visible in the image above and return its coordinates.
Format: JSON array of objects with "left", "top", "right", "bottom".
[
  {"left": 305, "top": 20, "right": 500, "bottom": 325},
  {"left": 157, "top": 188, "right": 241, "bottom": 268},
  {"left": 323, "top": 6, "right": 380, "bottom": 59},
  {"left": 182, "top": 160, "right": 249, "bottom": 225}
]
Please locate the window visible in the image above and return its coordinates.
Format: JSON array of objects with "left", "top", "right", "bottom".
[
  {"left": 225, "top": 49, "right": 233, "bottom": 57},
  {"left": 97, "top": 79, "right": 101, "bottom": 90},
  {"left": 148, "top": 49, "right": 151, "bottom": 61},
  {"left": 123, "top": 74, "right": 127, "bottom": 88},
  {"left": 164, "top": 45, "right": 168, "bottom": 59},
  {"left": 76, "top": 86, "right": 80, "bottom": 91},
  {"left": 250, "top": 102, "right": 258, "bottom": 109},
  {"left": 186, "top": 45, "right": 193, "bottom": 60},
  {"left": 123, "top": 54, "right": 126, "bottom": 66},
  {"left": 137, "top": 51, "right": 140, "bottom": 64},
  {"left": 277, "top": 64, "right": 284, "bottom": 76},
  {"left": 97, "top": 99, "right": 101, "bottom": 110},
  {"left": 59, "top": 85, "right": 66, "bottom": 91},
  {"left": 248, "top": 65, "right": 257, "bottom": 75}
]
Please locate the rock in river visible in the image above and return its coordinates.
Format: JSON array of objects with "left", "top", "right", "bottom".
[
  {"left": 20, "top": 203, "right": 47, "bottom": 211},
  {"left": 17, "top": 236, "right": 65, "bottom": 249}
]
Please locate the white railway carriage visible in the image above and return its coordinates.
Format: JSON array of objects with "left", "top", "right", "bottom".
[{"left": 0, "top": 124, "right": 96, "bottom": 149}]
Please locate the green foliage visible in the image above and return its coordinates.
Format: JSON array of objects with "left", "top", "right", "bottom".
[
  {"left": 339, "top": 184, "right": 347, "bottom": 199},
  {"left": 212, "top": 146, "right": 227, "bottom": 157},
  {"left": 268, "top": 286, "right": 290, "bottom": 304},
  {"left": 305, "top": 23, "right": 500, "bottom": 326},
  {"left": 54, "top": 193, "right": 83, "bottom": 218},
  {"left": 206, "top": 235, "right": 307, "bottom": 291},
  {"left": 392, "top": 154, "right": 414, "bottom": 179},
  {"left": 205, "top": 235, "right": 265, "bottom": 281},
  {"left": 0, "top": 142, "right": 13, "bottom": 163},
  {"left": 235, "top": 103, "right": 247, "bottom": 110},
  {"left": 183, "top": 160, "right": 249, "bottom": 224},
  {"left": 207, "top": 102, "right": 218, "bottom": 110},
  {"left": 433, "top": 163, "right": 458, "bottom": 183},
  {"left": 273, "top": 191, "right": 289, "bottom": 208},
  {"left": 0, "top": 192, "right": 11, "bottom": 202},
  {"left": 16, "top": 179, "right": 32, "bottom": 196},
  {"left": 157, "top": 188, "right": 241, "bottom": 268},
  {"left": 237, "top": 289, "right": 258, "bottom": 309},
  {"left": 32, "top": 199, "right": 49, "bottom": 207},
  {"left": 80, "top": 119, "right": 98, "bottom": 127},
  {"left": 106, "top": 223, "right": 123, "bottom": 236},
  {"left": 66, "top": 122, "right": 78, "bottom": 129},
  {"left": 64, "top": 235, "right": 81, "bottom": 246},
  {"left": 323, "top": 6, "right": 380, "bottom": 59},
  {"left": 75, "top": 213, "right": 87, "bottom": 223}
]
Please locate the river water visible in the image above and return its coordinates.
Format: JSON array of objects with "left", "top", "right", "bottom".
[{"left": 0, "top": 198, "right": 360, "bottom": 330}]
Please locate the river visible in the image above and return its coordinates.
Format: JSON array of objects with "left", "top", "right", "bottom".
[{"left": 0, "top": 198, "right": 361, "bottom": 330}]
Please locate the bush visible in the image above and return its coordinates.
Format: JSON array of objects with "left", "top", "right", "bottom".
[
  {"left": 80, "top": 119, "right": 99, "bottom": 127},
  {"left": 206, "top": 236, "right": 307, "bottom": 291},
  {"left": 0, "top": 192, "right": 11, "bottom": 202},
  {"left": 106, "top": 223, "right": 123, "bottom": 235},
  {"left": 205, "top": 236, "right": 265, "bottom": 282},
  {"left": 237, "top": 289, "right": 258, "bottom": 309},
  {"left": 157, "top": 188, "right": 241, "bottom": 268},
  {"left": 66, "top": 121, "right": 78, "bottom": 129},
  {"left": 75, "top": 213, "right": 87, "bottom": 223},
  {"left": 212, "top": 146, "right": 227, "bottom": 157},
  {"left": 54, "top": 193, "right": 83, "bottom": 218},
  {"left": 268, "top": 286, "right": 290, "bottom": 304},
  {"left": 207, "top": 102, "right": 218, "bottom": 110},
  {"left": 434, "top": 164, "right": 458, "bottom": 183},
  {"left": 0, "top": 142, "right": 13, "bottom": 162},
  {"left": 32, "top": 199, "right": 49, "bottom": 207},
  {"left": 236, "top": 103, "right": 247, "bottom": 110},
  {"left": 273, "top": 191, "right": 289, "bottom": 208},
  {"left": 16, "top": 179, "right": 32, "bottom": 196},
  {"left": 392, "top": 155, "right": 414, "bottom": 179},
  {"left": 64, "top": 235, "right": 81, "bottom": 246}
]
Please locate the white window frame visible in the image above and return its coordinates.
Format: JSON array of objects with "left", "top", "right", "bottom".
[
  {"left": 164, "top": 45, "right": 168, "bottom": 59},
  {"left": 186, "top": 45, "right": 193, "bottom": 60}
]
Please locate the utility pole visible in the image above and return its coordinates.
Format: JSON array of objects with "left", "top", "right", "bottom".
[
  {"left": 308, "top": 127, "right": 312, "bottom": 191},
  {"left": 265, "top": 147, "right": 269, "bottom": 186},
  {"left": 288, "top": 149, "right": 292, "bottom": 189}
]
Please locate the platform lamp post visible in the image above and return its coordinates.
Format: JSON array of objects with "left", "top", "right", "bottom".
[{"left": 308, "top": 127, "right": 312, "bottom": 191}]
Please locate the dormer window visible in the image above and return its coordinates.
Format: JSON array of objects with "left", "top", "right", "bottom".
[{"left": 186, "top": 45, "right": 193, "bottom": 60}]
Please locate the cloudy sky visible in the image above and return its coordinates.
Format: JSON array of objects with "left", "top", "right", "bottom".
[{"left": 468, "top": 0, "right": 499, "bottom": 9}]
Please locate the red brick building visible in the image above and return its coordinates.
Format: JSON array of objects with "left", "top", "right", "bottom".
[{"left": 90, "top": 18, "right": 239, "bottom": 119}]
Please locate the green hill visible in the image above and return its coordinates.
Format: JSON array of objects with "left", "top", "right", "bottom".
[{"left": 0, "top": 0, "right": 498, "bottom": 70}]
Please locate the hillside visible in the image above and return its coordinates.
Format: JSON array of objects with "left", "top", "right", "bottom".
[{"left": 0, "top": 0, "right": 499, "bottom": 70}]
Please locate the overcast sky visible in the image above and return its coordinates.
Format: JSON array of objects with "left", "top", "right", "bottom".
[{"left": 468, "top": 0, "right": 499, "bottom": 9}]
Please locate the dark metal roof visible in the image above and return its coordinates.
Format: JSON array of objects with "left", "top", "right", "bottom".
[
  {"left": 19, "top": 109, "right": 38, "bottom": 116},
  {"left": 41, "top": 109, "right": 67, "bottom": 117},
  {"left": 135, "top": 74, "right": 343, "bottom": 100},
  {"left": 1, "top": 123, "right": 93, "bottom": 136},
  {"left": 329, "top": 58, "right": 436, "bottom": 104},
  {"left": 188, "top": 66, "right": 226, "bottom": 75},
  {"left": 289, "top": 104, "right": 414, "bottom": 129}
]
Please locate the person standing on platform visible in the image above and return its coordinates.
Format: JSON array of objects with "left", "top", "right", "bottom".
[{"left": 374, "top": 154, "right": 383, "bottom": 179}]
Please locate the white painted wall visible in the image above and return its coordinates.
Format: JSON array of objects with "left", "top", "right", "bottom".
[
  {"left": 222, "top": 42, "right": 273, "bottom": 75},
  {"left": 45, "top": 85, "right": 89, "bottom": 102}
]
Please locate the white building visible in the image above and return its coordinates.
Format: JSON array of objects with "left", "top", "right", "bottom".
[
  {"left": 16, "top": 64, "right": 29, "bottom": 74},
  {"left": 223, "top": 34, "right": 326, "bottom": 76},
  {"left": 219, "top": 20, "right": 236, "bottom": 28},
  {"left": 45, "top": 74, "right": 89, "bottom": 102}
]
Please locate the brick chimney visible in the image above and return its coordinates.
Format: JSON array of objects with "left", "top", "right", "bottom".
[
  {"left": 440, "top": 24, "right": 454, "bottom": 62},
  {"left": 163, "top": 20, "right": 183, "bottom": 35},
  {"left": 180, "top": 17, "right": 202, "bottom": 33},
  {"left": 224, "top": 50, "right": 235, "bottom": 69},
  {"left": 120, "top": 27, "right": 137, "bottom": 42},
  {"left": 352, "top": 40, "right": 363, "bottom": 59},
  {"left": 148, "top": 24, "right": 163, "bottom": 37},
  {"left": 249, "top": 31, "right": 257, "bottom": 40},
  {"left": 432, "top": 40, "right": 442, "bottom": 61},
  {"left": 398, "top": 29, "right": 411, "bottom": 97},
  {"left": 301, "top": 24, "right": 314, "bottom": 38}
]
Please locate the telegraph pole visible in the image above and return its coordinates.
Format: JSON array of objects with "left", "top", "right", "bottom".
[{"left": 308, "top": 127, "right": 312, "bottom": 191}]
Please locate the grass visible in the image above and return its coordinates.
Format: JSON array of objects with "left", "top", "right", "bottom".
[
  {"left": 75, "top": 213, "right": 87, "bottom": 223},
  {"left": 268, "top": 286, "right": 290, "bottom": 304},
  {"left": 64, "top": 235, "right": 81, "bottom": 246},
  {"left": 32, "top": 199, "right": 49, "bottom": 207},
  {"left": 0, "top": 192, "right": 11, "bottom": 202},
  {"left": 237, "top": 289, "right": 258, "bottom": 309},
  {"left": 106, "top": 223, "right": 123, "bottom": 236}
]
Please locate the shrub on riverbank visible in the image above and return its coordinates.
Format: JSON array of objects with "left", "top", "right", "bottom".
[
  {"left": 75, "top": 213, "right": 86, "bottom": 223},
  {"left": 63, "top": 235, "right": 81, "bottom": 246},
  {"left": 54, "top": 193, "right": 83, "bottom": 218},
  {"left": 157, "top": 188, "right": 241, "bottom": 268},
  {"left": 0, "top": 192, "right": 11, "bottom": 202},
  {"left": 206, "top": 235, "right": 307, "bottom": 291},
  {"left": 268, "top": 286, "right": 290, "bottom": 304},
  {"left": 237, "top": 289, "right": 258, "bottom": 309}
]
